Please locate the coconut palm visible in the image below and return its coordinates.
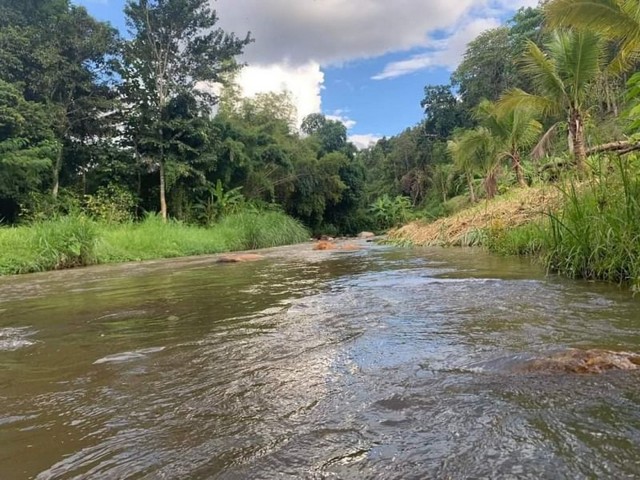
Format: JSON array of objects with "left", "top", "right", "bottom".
[
  {"left": 546, "top": 0, "right": 640, "bottom": 73},
  {"left": 498, "top": 30, "right": 605, "bottom": 171},
  {"left": 448, "top": 127, "right": 500, "bottom": 200},
  {"left": 475, "top": 100, "right": 543, "bottom": 187}
]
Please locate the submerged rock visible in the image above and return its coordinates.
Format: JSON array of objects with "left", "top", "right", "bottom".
[
  {"left": 340, "top": 243, "right": 362, "bottom": 251},
  {"left": 313, "top": 240, "right": 337, "bottom": 251},
  {"left": 522, "top": 349, "right": 640, "bottom": 374},
  {"left": 217, "top": 254, "right": 265, "bottom": 263}
]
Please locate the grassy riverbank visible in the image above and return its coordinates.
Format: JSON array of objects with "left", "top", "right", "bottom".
[
  {"left": 0, "top": 212, "right": 309, "bottom": 275},
  {"left": 392, "top": 158, "right": 640, "bottom": 291}
]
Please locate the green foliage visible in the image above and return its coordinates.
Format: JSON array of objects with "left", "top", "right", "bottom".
[
  {"left": 84, "top": 184, "right": 137, "bottom": 224},
  {"left": 484, "top": 220, "right": 547, "bottom": 256},
  {"left": 626, "top": 72, "right": 640, "bottom": 132},
  {"left": 369, "top": 194, "right": 412, "bottom": 230},
  {"left": 0, "top": 211, "right": 309, "bottom": 275},
  {"left": 194, "top": 180, "right": 245, "bottom": 225},
  {"left": 544, "top": 156, "right": 640, "bottom": 289},
  {"left": 122, "top": 0, "right": 251, "bottom": 219},
  {"left": 19, "top": 189, "right": 82, "bottom": 223},
  {"left": 0, "top": 214, "right": 98, "bottom": 274},
  {"left": 546, "top": 0, "right": 640, "bottom": 73}
]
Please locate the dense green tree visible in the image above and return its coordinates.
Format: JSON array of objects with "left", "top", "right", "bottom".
[
  {"left": 421, "top": 85, "right": 468, "bottom": 137},
  {"left": 0, "top": 80, "right": 59, "bottom": 219},
  {"left": 0, "top": 0, "right": 119, "bottom": 197},
  {"left": 123, "top": 0, "right": 251, "bottom": 220},
  {"left": 452, "top": 28, "right": 516, "bottom": 108},
  {"left": 301, "top": 113, "right": 350, "bottom": 156}
]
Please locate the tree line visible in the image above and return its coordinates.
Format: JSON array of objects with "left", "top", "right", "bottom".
[
  {"left": 361, "top": 1, "right": 640, "bottom": 219},
  {"left": 0, "top": 0, "right": 368, "bottom": 235},
  {"left": 2, "top": 0, "right": 639, "bottom": 234}
]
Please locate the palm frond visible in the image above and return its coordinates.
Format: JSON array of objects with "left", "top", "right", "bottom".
[
  {"left": 546, "top": 0, "right": 640, "bottom": 73},
  {"left": 531, "top": 123, "right": 560, "bottom": 161},
  {"left": 497, "top": 88, "right": 559, "bottom": 118},
  {"left": 522, "top": 40, "right": 567, "bottom": 102}
]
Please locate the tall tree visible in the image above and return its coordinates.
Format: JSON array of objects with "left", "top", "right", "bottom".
[
  {"left": 421, "top": 85, "right": 468, "bottom": 137},
  {"left": 0, "top": 0, "right": 119, "bottom": 197},
  {"left": 452, "top": 28, "right": 517, "bottom": 108},
  {"left": 301, "top": 113, "right": 349, "bottom": 156},
  {"left": 123, "top": 0, "right": 251, "bottom": 220},
  {"left": 499, "top": 30, "right": 605, "bottom": 171}
]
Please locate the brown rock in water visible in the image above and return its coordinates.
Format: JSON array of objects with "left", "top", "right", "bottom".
[
  {"left": 340, "top": 243, "right": 362, "bottom": 251},
  {"left": 357, "top": 231, "right": 375, "bottom": 239},
  {"left": 523, "top": 349, "right": 640, "bottom": 374},
  {"left": 313, "top": 240, "right": 337, "bottom": 251},
  {"left": 217, "top": 253, "right": 265, "bottom": 263}
]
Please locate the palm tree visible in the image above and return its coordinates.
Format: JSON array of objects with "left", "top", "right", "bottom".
[
  {"left": 498, "top": 30, "right": 605, "bottom": 171},
  {"left": 546, "top": 0, "right": 640, "bottom": 72},
  {"left": 448, "top": 135, "right": 477, "bottom": 203},
  {"left": 448, "top": 127, "right": 500, "bottom": 200},
  {"left": 475, "top": 100, "right": 542, "bottom": 187}
]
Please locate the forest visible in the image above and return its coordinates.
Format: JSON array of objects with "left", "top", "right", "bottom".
[{"left": 1, "top": 0, "right": 640, "bottom": 286}]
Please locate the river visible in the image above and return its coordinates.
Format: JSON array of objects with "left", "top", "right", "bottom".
[{"left": 1, "top": 243, "right": 640, "bottom": 479}]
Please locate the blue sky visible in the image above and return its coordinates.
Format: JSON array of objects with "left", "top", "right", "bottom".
[{"left": 75, "top": 0, "right": 537, "bottom": 147}]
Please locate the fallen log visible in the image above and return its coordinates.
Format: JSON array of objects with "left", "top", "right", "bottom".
[{"left": 586, "top": 140, "right": 640, "bottom": 156}]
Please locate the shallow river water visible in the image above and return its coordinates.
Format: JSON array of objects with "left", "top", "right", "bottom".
[{"left": 1, "top": 243, "right": 640, "bottom": 479}]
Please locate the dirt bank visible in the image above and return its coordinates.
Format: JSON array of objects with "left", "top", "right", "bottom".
[{"left": 390, "top": 186, "right": 561, "bottom": 246}]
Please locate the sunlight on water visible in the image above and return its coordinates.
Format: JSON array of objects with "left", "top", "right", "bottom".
[{"left": 1, "top": 243, "right": 640, "bottom": 479}]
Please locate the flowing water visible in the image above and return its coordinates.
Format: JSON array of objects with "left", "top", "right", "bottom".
[{"left": 1, "top": 243, "right": 640, "bottom": 479}]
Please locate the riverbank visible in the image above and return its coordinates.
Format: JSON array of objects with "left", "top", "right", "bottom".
[
  {"left": 390, "top": 186, "right": 560, "bottom": 247},
  {"left": 391, "top": 162, "right": 640, "bottom": 291},
  {"left": 0, "top": 211, "right": 309, "bottom": 276}
]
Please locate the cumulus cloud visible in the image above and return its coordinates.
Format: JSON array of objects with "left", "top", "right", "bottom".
[
  {"left": 215, "top": 0, "right": 477, "bottom": 66},
  {"left": 213, "top": 0, "right": 541, "bottom": 127},
  {"left": 349, "top": 134, "right": 383, "bottom": 150},
  {"left": 326, "top": 110, "right": 357, "bottom": 130},
  {"left": 372, "top": 17, "right": 501, "bottom": 79},
  {"left": 235, "top": 62, "right": 324, "bottom": 127}
]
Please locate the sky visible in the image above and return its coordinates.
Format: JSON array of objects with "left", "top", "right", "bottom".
[{"left": 75, "top": 0, "right": 538, "bottom": 148}]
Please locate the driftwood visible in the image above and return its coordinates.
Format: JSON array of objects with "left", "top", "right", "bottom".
[{"left": 586, "top": 140, "right": 640, "bottom": 156}]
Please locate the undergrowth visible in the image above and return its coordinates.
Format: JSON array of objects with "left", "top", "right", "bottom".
[{"left": 0, "top": 211, "right": 309, "bottom": 275}]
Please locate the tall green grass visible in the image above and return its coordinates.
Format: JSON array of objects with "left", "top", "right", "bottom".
[
  {"left": 544, "top": 157, "right": 640, "bottom": 290},
  {"left": 0, "top": 211, "right": 309, "bottom": 276},
  {"left": 483, "top": 156, "right": 640, "bottom": 290}
]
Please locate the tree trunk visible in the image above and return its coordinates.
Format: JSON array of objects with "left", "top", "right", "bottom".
[
  {"left": 52, "top": 149, "right": 63, "bottom": 198},
  {"left": 569, "top": 109, "right": 587, "bottom": 172},
  {"left": 484, "top": 172, "right": 497, "bottom": 200},
  {"left": 466, "top": 171, "right": 476, "bottom": 203},
  {"left": 159, "top": 161, "right": 167, "bottom": 221},
  {"left": 512, "top": 151, "right": 527, "bottom": 188}
]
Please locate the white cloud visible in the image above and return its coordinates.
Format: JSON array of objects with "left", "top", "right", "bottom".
[
  {"left": 235, "top": 62, "right": 324, "bottom": 127},
  {"left": 215, "top": 0, "right": 478, "bottom": 66},
  {"left": 326, "top": 110, "right": 357, "bottom": 130},
  {"left": 372, "top": 17, "right": 501, "bottom": 80},
  {"left": 213, "top": 0, "right": 542, "bottom": 128},
  {"left": 349, "top": 134, "right": 382, "bottom": 150}
]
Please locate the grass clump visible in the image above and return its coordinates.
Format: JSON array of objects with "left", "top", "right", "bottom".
[
  {"left": 544, "top": 157, "right": 640, "bottom": 289},
  {"left": 0, "top": 215, "right": 98, "bottom": 275},
  {"left": 0, "top": 211, "right": 309, "bottom": 276}
]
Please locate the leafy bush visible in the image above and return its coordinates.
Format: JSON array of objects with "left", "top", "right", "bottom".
[
  {"left": 84, "top": 184, "right": 137, "bottom": 223},
  {"left": 19, "top": 189, "right": 82, "bottom": 223},
  {"left": 369, "top": 194, "right": 412, "bottom": 230}
]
